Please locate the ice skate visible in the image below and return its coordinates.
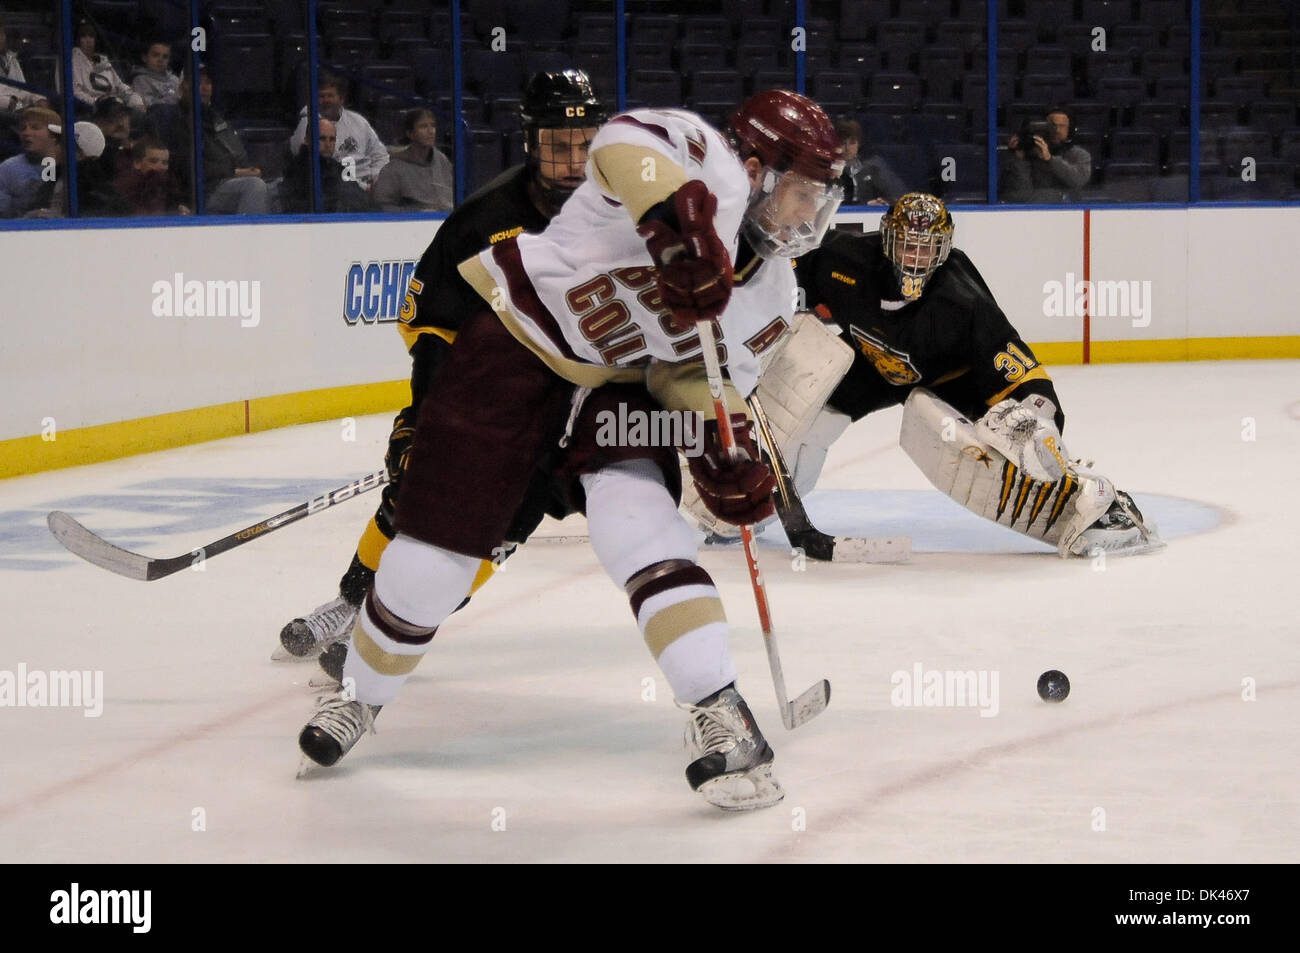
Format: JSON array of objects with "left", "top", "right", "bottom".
[
  {"left": 296, "top": 688, "right": 380, "bottom": 775},
  {"left": 274, "top": 595, "right": 358, "bottom": 661},
  {"left": 680, "top": 684, "right": 784, "bottom": 811},
  {"left": 1064, "top": 488, "right": 1165, "bottom": 558}
]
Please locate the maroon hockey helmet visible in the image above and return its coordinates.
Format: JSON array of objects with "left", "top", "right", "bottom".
[
  {"left": 728, "top": 90, "right": 845, "bottom": 184},
  {"left": 728, "top": 90, "right": 845, "bottom": 258}
]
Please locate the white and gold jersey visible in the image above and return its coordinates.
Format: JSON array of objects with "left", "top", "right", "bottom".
[{"left": 459, "top": 108, "right": 794, "bottom": 401}]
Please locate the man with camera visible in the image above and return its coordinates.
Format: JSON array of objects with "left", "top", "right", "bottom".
[{"left": 999, "top": 108, "right": 1091, "bottom": 203}]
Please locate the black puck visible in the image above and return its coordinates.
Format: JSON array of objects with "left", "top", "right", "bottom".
[{"left": 1037, "top": 670, "right": 1070, "bottom": 702}]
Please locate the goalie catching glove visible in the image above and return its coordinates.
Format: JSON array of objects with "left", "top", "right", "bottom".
[
  {"left": 976, "top": 397, "right": 1070, "bottom": 483},
  {"left": 637, "top": 180, "right": 734, "bottom": 334},
  {"left": 688, "top": 413, "right": 777, "bottom": 526}
]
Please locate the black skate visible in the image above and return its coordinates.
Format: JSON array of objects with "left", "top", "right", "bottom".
[
  {"left": 680, "top": 684, "right": 784, "bottom": 811},
  {"left": 275, "top": 595, "right": 359, "bottom": 661},
  {"left": 297, "top": 689, "right": 380, "bottom": 774}
]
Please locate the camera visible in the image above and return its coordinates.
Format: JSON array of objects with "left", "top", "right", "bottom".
[{"left": 1019, "top": 120, "right": 1052, "bottom": 156}]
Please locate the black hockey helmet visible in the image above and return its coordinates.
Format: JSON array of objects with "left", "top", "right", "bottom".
[{"left": 519, "top": 68, "right": 606, "bottom": 138}]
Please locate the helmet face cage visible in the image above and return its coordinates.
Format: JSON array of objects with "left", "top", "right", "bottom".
[
  {"left": 528, "top": 124, "right": 598, "bottom": 182},
  {"left": 519, "top": 69, "right": 606, "bottom": 208},
  {"left": 880, "top": 193, "right": 954, "bottom": 300},
  {"left": 744, "top": 167, "right": 844, "bottom": 259}
]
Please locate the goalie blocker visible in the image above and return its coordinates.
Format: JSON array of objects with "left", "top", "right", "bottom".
[{"left": 900, "top": 389, "right": 1164, "bottom": 557}]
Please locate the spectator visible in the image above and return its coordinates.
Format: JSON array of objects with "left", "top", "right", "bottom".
[
  {"left": 114, "top": 135, "right": 187, "bottom": 215},
  {"left": 289, "top": 73, "right": 389, "bottom": 189},
  {"left": 91, "top": 97, "right": 132, "bottom": 176},
  {"left": 284, "top": 117, "right": 371, "bottom": 212},
  {"left": 1000, "top": 108, "right": 1091, "bottom": 203},
  {"left": 131, "top": 40, "right": 181, "bottom": 109},
  {"left": 66, "top": 20, "right": 144, "bottom": 111},
  {"left": 68, "top": 119, "right": 127, "bottom": 216},
  {"left": 371, "top": 108, "right": 453, "bottom": 212},
  {"left": 0, "top": 106, "right": 61, "bottom": 216},
  {"left": 32, "top": 120, "right": 127, "bottom": 217},
  {"left": 170, "top": 68, "right": 268, "bottom": 214},
  {"left": 1, "top": 19, "right": 45, "bottom": 112},
  {"left": 835, "top": 118, "right": 906, "bottom": 206}
]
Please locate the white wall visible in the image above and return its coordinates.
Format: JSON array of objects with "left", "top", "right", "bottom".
[
  {"left": 2, "top": 207, "right": 1297, "bottom": 441},
  {"left": 3, "top": 220, "right": 431, "bottom": 441}
]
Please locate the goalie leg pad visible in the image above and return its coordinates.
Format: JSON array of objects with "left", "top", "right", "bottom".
[
  {"left": 900, "top": 389, "right": 1160, "bottom": 556},
  {"left": 789, "top": 406, "right": 852, "bottom": 498},
  {"left": 754, "top": 312, "right": 854, "bottom": 450}
]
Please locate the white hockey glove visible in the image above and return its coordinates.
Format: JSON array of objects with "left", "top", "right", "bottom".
[{"left": 976, "top": 398, "right": 1070, "bottom": 483}]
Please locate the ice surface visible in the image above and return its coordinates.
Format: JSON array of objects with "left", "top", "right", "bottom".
[{"left": 1, "top": 361, "right": 1296, "bottom": 862}]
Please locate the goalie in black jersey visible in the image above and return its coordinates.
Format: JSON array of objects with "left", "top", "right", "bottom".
[
  {"left": 736, "top": 192, "right": 1163, "bottom": 557},
  {"left": 276, "top": 69, "right": 608, "bottom": 664}
]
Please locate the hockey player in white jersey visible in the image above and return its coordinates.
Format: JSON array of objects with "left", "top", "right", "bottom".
[{"left": 295, "top": 91, "right": 845, "bottom": 811}]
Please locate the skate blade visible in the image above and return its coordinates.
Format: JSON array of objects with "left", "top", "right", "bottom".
[
  {"left": 307, "top": 672, "right": 340, "bottom": 690},
  {"left": 271, "top": 644, "right": 321, "bottom": 663},
  {"left": 697, "top": 763, "right": 785, "bottom": 812},
  {"left": 295, "top": 754, "right": 321, "bottom": 779}
]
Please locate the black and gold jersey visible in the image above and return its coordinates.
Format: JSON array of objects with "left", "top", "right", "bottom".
[
  {"left": 794, "top": 229, "right": 1065, "bottom": 432},
  {"left": 398, "top": 164, "right": 550, "bottom": 355}
]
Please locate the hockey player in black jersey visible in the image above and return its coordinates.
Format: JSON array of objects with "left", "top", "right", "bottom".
[
  {"left": 276, "top": 69, "right": 607, "bottom": 662},
  {"left": 747, "top": 192, "right": 1162, "bottom": 557}
]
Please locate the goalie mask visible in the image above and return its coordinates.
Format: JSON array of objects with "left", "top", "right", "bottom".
[
  {"left": 880, "top": 192, "right": 954, "bottom": 300},
  {"left": 519, "top": 69, "right": 606, "bottom": 215},
  {"left": 728, "top": 90, "right": 845, "bottom": 259}
]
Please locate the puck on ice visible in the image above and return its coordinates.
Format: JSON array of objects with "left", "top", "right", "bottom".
[{"left": 1037, "top": 670, "right": 1070, "bottom": 702}]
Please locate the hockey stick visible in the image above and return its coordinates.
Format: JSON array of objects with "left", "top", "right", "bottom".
[
  {"left": 746, "top": 394, "right": 911, "bottom": 564},
  {"left": 48, "top": 470, "right": 388, "bottom": 581},
  {"left": 695, "top": 320, "right": 829, "bottom": 730}
]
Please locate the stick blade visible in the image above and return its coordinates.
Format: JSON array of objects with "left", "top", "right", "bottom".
[
  {"left": 789, "top": 528, "right": 913, "bottom": 564},
  {"left": 47, "top": 511, "right": 152, "bottom": 581},
  {"left": 784, "top": 679, "right": 831, "bottom": 730},
  {"left": 831, "top": 535, "right": 912, "bottom": 564}
]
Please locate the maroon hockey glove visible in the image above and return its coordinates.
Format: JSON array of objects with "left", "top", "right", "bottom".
[
  {"left": 688, "top": 414, "right": 777, "bottom": 526},
  {"left": 637, "top": 180, "right": 734, "bottom": 335}
]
